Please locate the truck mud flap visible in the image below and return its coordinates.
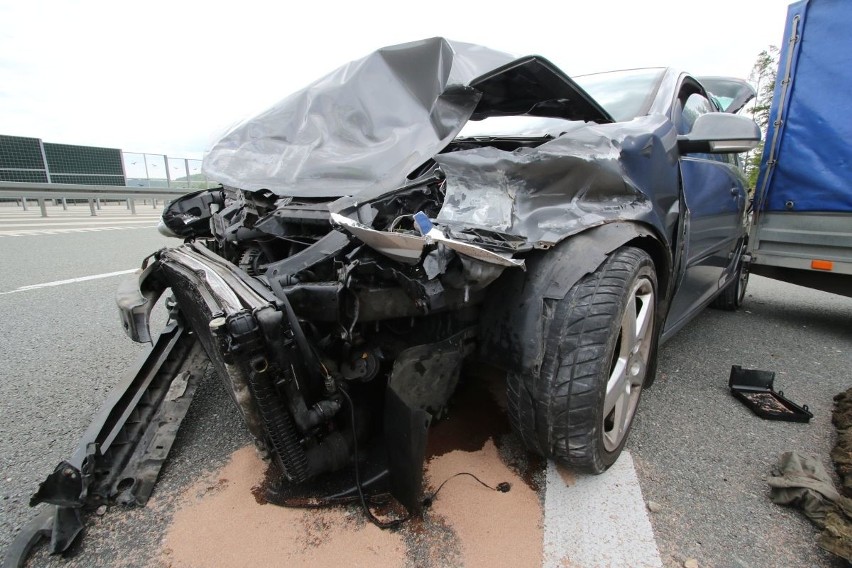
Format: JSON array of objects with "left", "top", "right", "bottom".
[{"left": 3, "top": 318, "right": 209, "bottom": 567}]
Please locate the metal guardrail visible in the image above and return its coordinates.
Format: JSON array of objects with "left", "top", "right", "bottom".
[{"left": 0, "top": 181, "right": 193, "bottom": 217}]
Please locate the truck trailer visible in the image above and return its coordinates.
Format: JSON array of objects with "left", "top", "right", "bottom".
[{"left": 749, "top": 0, "right": 852, "bottom": 296}]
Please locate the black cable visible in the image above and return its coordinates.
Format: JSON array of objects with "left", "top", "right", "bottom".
[
  {"left": 422, "top": 473, "right": 511, "bottom": 508},
  {"left": 339, "top": 388, "right": 410, "bottom": 529}
]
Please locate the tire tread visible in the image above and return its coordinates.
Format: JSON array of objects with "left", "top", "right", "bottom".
[{"left": 506, "top": 247, "right": 656, "bottom": 473}]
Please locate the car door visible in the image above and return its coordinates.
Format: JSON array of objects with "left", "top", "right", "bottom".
[{"left": 665, "top": 84, "right": 747, "bottom": 332}]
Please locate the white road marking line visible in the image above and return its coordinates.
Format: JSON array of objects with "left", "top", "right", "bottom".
[
  {"left": 0, "top": 269, "right": 138, "bottom": 295},
  {"left": 0, "top": 225, "right": 157, "bottom": 237},
  {"left": 0, "top": 220, "right": 159, "bottom": 227},
  {"left": 0, "top": 217, "right": 162, "bottom": 223},
  {"left": 543, "top": 451, "right": 662, "bottom": 568},
  {"left": 0, "top": 211, "right": 162, "bottom": 216}
]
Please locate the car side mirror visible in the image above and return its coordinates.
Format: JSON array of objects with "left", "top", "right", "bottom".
[{"left": 677, "top": 113, "right": 761, "bottom": 154}]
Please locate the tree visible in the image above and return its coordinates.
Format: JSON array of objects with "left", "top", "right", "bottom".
[{"left": 745, "top": 46, "right": 780, "bottom": 191}]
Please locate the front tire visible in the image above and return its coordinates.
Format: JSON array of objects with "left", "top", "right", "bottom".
[{"left": 507, "top": 247, "right": 658, "bottom": 473}]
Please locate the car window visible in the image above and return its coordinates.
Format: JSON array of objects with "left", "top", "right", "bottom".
[
  {"left": 573, "top": 68, "right": 665, "bottom": 122},
  {"left": 698, "top": 77, "right": 757, "bottom": 114},
  {"left": 677, "top": 91, "right": 739, "bottom": 164},
  {"left": 676, "top": 93, "right": 716, "bottom": 135}
]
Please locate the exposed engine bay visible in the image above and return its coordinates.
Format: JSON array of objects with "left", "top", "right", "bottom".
[{"left": 146, "top": 155, "right": 531, "bottom": 504}]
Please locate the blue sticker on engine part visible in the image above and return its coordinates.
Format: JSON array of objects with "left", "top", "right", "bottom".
[{"left": 413, "top": 211, "right": 433, "bottom": 235}]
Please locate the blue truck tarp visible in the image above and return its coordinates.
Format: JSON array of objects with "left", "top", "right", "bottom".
[{"left": 755, "top": 0, "right": 852, "bottom": 213}]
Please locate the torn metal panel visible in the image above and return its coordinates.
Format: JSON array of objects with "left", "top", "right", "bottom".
[
  {"left": 428, "top": 228, "right": 524, "bottom": 268},
  {"left": 203, "top": 38, "right": 512, "bottom": 198},
  {"left": 330, "top": 213, "right": 425, "bottom": 265},
  {"left": 437, "top": 117, "right": 679, "bottom": 248},
  {"left": 203, "top": 38, "right": 613, "bottom": 200},
  {"left": 330, "top": 212, "right": 524, "bottom": 269}
]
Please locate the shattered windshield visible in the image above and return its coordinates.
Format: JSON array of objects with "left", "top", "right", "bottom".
[{"left": 574, "top": 68, "right": 665, "bottom": 122}]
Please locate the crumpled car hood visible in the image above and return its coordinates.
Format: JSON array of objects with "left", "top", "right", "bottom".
[{"left": 202, "top": 37, "right": 612, "bottom": 198}]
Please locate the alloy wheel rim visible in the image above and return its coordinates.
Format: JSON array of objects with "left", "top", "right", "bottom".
[{"left": 603, "top": 276, "right": 655, "bottom": 452}]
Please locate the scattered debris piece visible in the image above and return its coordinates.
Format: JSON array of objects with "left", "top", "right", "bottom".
[
  {"left": 832, "top": 387, "right": 852, "bottom": 496},
  {"left": 820, "top": 387, "right": 852, "bottom": 560},
  {"left": 768, "top": 451, "right": 852, "bottom": 561},
  {"left": 647, "top": 501, "right": 662, "bottom": 513},
  {"left": 684, "top": 558, "right": 699, "bottom": 568},
  {"left": 819, "top": 508, "right": 852, "bottom": 562},
  {"left": 728, "top": 365, "right": 813, "bottom": 422},
  {"left": 769, "top": 452, "right": 841, "bottom": 527}
]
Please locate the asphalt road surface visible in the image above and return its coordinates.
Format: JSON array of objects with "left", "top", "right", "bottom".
[{"left": 0, "top": 202, "right": 849, "bottom": 567}]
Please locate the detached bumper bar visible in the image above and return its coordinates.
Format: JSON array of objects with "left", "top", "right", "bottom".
[{"left": 3, "top": 319, "right": 208, "bottom": 566}]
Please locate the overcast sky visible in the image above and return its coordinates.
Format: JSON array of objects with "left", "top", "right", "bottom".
[{"left": 0, "top": 0, "right": 791, "bottom": 159}]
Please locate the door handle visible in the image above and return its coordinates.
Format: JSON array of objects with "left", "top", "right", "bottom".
[{"left": 730, "top": 187, "right": 739, "bottom": 196}]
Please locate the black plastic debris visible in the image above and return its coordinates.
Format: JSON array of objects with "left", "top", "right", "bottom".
[{"left": 729, "top": 365, "right": 813, "bottom": 422}]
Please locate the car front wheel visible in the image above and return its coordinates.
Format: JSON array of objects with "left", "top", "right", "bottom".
[{"left": 507, "top": 246, "right": 658, "bottom": 473}]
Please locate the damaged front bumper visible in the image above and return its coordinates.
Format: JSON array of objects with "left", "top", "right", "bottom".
[
  {"left": 4, "top": 317, "right": 208, "bottom": 566},
  {"left": 7, "top": 238, "right": 486, "bottom": 564},
  {"left": 127, "top": 243, "right": 471, "bottom": 506}
]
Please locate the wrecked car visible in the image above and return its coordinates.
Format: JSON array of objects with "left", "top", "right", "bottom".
[{"left": 8, "top": 37, "right": 761, "bottom": 561}]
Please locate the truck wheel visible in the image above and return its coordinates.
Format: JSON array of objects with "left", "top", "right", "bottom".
[
  {"left": 711, "top": 254, "right": 748, "bottom": 310},
  {"left": 507, "top": 247, "right": 657, "bottom": 473}
]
